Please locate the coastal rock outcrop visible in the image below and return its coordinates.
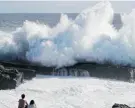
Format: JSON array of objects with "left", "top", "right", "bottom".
[
  {"left": 0, "top": 65, "right": 23, "bottom": 90},
  {"left": 112, "top": 103, "right": 135, "bottom": 108}
]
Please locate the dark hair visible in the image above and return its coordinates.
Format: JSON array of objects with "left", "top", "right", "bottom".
[
  {"left": 21, "top": 94, "right": 25, "bottom": 99},
  {"left": 30, "top": 100, "right": 35, "bottom": 105}
]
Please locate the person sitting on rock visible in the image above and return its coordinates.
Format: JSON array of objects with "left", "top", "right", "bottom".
[
  {"left": 28, "top": 100, "right": 37, "bottom": 108},
  {"left": 18, "top": 94, "right": 28, "bottom": 108}
]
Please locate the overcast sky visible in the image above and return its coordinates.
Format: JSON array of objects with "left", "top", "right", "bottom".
[{"left": 0, "top": 1, "right": 134, "bottom": 13}]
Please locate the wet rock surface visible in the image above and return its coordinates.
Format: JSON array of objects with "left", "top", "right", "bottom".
[
  {"left": 53, "top": 68, "right": 90, "bottom": 77},
  {"left": 1, "top": 60, "right": 135, "bottom": 90},
  {"left": 0, "top": 61, "right": 37, "bottom": 90},
  {"left": 0, "top": 65, "right": 23, "bottom": 90},
  {"left": 112, "top": 103, "right": 135, "bottom": 108},
  {"left": 17, "top": 68, "right": 36, "bottom": 80}
]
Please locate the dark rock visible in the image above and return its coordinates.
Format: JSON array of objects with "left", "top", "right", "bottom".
[
  {"left": 0, "top": 65, "right": 5, "bottom": 71},
  {"left": 53, "top": 68, "right": 90, "bottom": 76},
  {"left": 0, "top": 61, "right": 36, "bottom": 80},
  {"left": 4, "top": 68, "right": 20, "bottom": 79},
  {"left": 17, "top": 68, "right": 36, "bottom": 80},
  {"left": 0, "top": 65, "right": 23, "bottom": 90},
  {"left": 0, "top": 73, "right": 16, "bottom": 89},
  {"left": 112, "top": 103, "right": 135, "bottom": 108},
  {"left": 0, "top": 60, "right": 134, "bottom": 82}
]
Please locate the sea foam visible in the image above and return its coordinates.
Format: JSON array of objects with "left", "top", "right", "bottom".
[{"left": 0, "top": 1, "right": 135, "bottom": 67}]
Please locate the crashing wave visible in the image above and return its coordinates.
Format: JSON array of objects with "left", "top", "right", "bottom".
[{"left": 0, "top": 1, "right": 135, "bottom": 68}]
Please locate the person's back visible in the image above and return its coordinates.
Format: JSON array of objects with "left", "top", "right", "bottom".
[
  {"left": 28, "top": 100, "right": 36, "bottom": 108},
  {"left": 18, "top": 94, "right": 28, "bottom": 108},
  {"left": 18, "top": 99, "right": 26, "bottom": 108}
]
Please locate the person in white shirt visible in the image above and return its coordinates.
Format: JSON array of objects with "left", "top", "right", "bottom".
[{"left": 28, "top": 100, "right": 37, "bottom": 108}]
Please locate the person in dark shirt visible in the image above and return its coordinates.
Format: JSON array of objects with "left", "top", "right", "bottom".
[{"left": 18, "top": 94, "right": 28, "bottom": 108}]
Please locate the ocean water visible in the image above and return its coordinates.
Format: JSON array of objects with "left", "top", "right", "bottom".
[
  {"left": 0, "top": 1, "right": 134, "bottom": 68},
  {"left": 0, "top": 13, "right": 122, "bottom": 32},
  {"left": 0, "top": 5, "right": 123, "bottom": 66},
  {"left": 1, "top": 1, "right": 135, "bottom": 80},
  {"left": 1, "top": 75, "right": 135, "bottom": 108},
  {"left": 1, "top": 2, "right": 135, "bottom": 108},
  {"left": 0, "top": 13, "right": 77, "bottom": 32}
]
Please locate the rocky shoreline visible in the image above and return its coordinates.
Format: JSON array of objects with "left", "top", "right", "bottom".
[
  {"left": 0, "top": 60, "right": 135, "bottom": 90},
  {"left": 112, "top": 103, "right": 135, "bottom": 108},
  {"left": 0, "top": 62, "right": 36, "bottom": 90},
  {"left": 0, "top": 65, "right": 23, "bottom": 89}
]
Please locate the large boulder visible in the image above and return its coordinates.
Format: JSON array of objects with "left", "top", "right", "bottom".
[
  {"left": 112, "top": 103, "right": 135, "bottom": 108},
  {"left": 0, "top": 65, "right": 23, "bottom": 90}
]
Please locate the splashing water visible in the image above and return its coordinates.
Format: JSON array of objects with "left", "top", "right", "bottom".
[{"left": 0, "top": 1, "right": 135, "bottom": 67}]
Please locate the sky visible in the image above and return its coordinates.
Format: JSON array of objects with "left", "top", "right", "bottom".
[{"left": 0, "top": 1, "right": 134, "bottom": 13}]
